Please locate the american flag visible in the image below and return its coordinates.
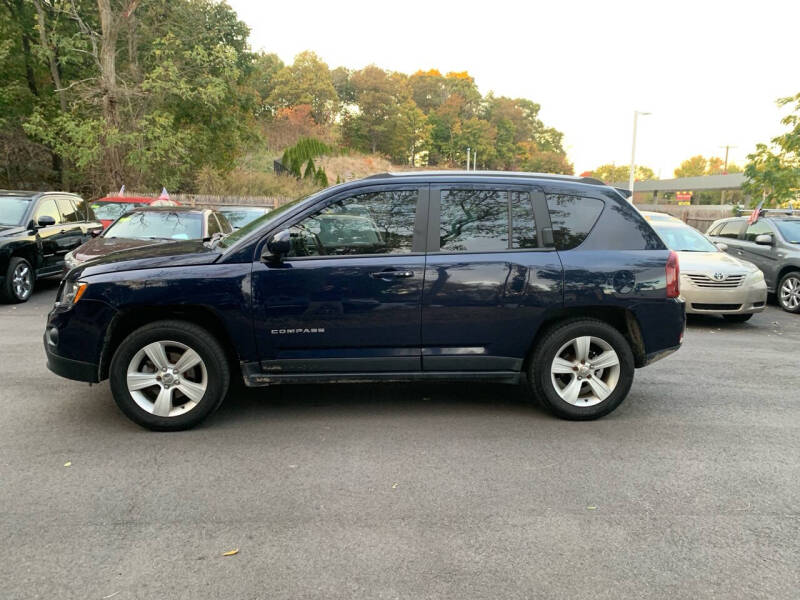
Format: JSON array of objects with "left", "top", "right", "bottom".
[{"left": 747, "top": 200, "right": 763, "bottom": 225}]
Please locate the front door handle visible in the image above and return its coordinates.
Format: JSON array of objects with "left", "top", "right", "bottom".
[{"left": 370, "top": 269, "right": 414, "bottom": 279}]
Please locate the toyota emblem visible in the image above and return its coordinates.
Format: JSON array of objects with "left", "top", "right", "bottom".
[{"left": 713, "top": 272, "right": 726, "bottom": 281}]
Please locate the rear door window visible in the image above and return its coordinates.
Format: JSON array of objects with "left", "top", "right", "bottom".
[
  {"left": 56, "top": 198, "right": 80, "bottom": 223},
  {"left": 437, "top": 189, "right": 536, "bottom": 252},
  {"left": 546, "top": 195, "right": 604, "bottom": 250},
  {"left": 744, "top": 220, "right": 773, "bottom": 242}
]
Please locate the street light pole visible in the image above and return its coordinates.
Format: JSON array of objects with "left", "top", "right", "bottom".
[{"left": 628, "top": 110, "right": 651, "bottom": 201}]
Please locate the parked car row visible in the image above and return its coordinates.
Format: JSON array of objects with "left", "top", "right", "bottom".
[
  {"left": 0, "top": 190, "right": 274, "bottom": 302},
  {"left": 706, "top": 211, "right": 800, "bottom": 313},
  {"left": 3, "top": 177, "right": 797, "bottom": 431},
  {"left": 640, "top": 209, "right": 800, "bottom": 316}
]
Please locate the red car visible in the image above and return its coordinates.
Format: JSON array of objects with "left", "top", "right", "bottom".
[{"left": 90, "top": 196, "right": 179, "bottom": 229}]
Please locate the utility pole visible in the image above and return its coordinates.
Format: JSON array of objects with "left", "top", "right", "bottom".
[
  {"left": 720, "top": 145, "right": 736, "bottom": 174},
  {"left": 719, "top": 145, "right": 736, "bottom": 205},
  {"left": 628, "top": 110, "right": 651, "bottom": 202}
]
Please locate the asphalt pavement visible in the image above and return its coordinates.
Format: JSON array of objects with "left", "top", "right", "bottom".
[{"left": 1, "top": 281, "right": 798, "bottom": 599}]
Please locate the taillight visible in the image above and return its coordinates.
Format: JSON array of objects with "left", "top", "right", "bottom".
[{"left": 666, "top": 250, "right": 680, "bottom": 298}]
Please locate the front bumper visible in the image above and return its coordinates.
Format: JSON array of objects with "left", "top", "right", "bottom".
[
  {"left": 43, "top": 298, "right": 117, "bottom": 383},
  {"left": 682, "top": 279, "right": 767, "bottom": 315},
  {"left": 45, "top": 334, "right": 100, "bottom": 382}
]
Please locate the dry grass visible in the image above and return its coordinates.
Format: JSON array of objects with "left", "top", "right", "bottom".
[
  {"left": 317, "top": 153, "right": 393, "bottom": 182},
  {"left": 195, "top": 166, "right": 319, "bottom": 198}
]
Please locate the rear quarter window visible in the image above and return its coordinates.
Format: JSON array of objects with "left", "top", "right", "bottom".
[
  {"left": 717, "top": 220, "right": 745, "bottom": 239},
  {"left": 546, "top": 195, "right": 604, "bottom": 250}
]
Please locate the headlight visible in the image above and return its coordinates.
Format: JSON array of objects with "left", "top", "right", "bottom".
[
  {"left": 748, "top": 269, "right": 765, "bottom": 282},
  {"left": 59, "top": 280, "right": 88, "bottom": 305},
  {"left": 64, "top": 251, "right": 79, "bottom": 270}
]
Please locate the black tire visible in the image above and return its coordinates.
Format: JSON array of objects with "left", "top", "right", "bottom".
[
  {"left": 109, "top": 320, "right": 230, "bottom": 431},
  {"left": 528, "top": 319, "right": 635, "bottom": 421},
  {"left": 1, "top": 256, "right": 35, "bottom": 303},
  {"left": 777, "top": 271, "right": 800, "bottom": 313},
  {"left": 722, "top": 313, "right": 753, "bottom": 323}
]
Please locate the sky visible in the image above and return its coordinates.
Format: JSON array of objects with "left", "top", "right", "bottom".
[{"left": 228, "top": 0, "right": 799, "bottom": 178}]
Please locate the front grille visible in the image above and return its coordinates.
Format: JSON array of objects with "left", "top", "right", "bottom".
[
  {"left": 685, "top": 273, "right": 745, "bottom": 288},
  {"left": 691, "top": 303, "right": 742, "bottom": 311}
]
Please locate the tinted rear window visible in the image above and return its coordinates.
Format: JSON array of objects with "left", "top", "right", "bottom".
[
  {"left": 717, "top": 220, "right": 744, "bottom": 239},
  {"left": 546, "top": 195, "right": 604, "bottom": 250},
  {"left": 439, "top": 189, "right": 536, "bottom": 252}
]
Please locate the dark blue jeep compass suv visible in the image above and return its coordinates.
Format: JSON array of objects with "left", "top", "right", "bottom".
[{"left": 45, "top": 172, "right": 684, "bottom": 430}]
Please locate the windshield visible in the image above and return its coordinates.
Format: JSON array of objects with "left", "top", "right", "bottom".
[
  {"left": 220, "top": 208, "right": 268, "bottom": 229},
  {"left": 775, "top": 220, "right": 800, "bottom": 243},
  {"left": 653, "top": 224, "right": 718, "bottom": 252},
  {"left": 218, "top": 193, "right": 320, "bottom": 249},
  {"left": 0, "top": 196, "right": 32, "bottom": 226},
  {"left": 105, "top": 211, "right": 203, "bottom": 240},
  {"left": 91, "top": 201, "right": 141, "bottom": 221}
]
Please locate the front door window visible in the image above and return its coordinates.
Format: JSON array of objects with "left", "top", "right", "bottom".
[{"left": 288, "top": 190, "right": 418, "bottom": 257}]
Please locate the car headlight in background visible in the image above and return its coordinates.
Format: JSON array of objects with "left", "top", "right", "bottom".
[
  {"left": 64, "top": 251, "right": 79, "bottom": 270},
  {"left": 59, "top": 280, "right": 88, "bottom": 305},
  {"left": 748, "top": 269, "right": 765, "bottom": 282}
]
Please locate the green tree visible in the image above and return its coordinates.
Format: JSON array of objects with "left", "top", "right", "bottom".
[
  {"left": 674, "top": 155, "right": 707, "bottom": 177},
  {"left": 408, "top": 69, "right": 446, "bottom": 113},
  {"left": 20, "top": 0, "right": 255, "bottom": 194},
  {"left": 743, "top": 93, "right": 800, "bottom": 205},
  {"left": 343, "top": 65, "right": 410, "bottom": 156},
  {"left": 591, "top": 164, "right": 655, "bottom": 184},
  {"left": 267, "top": 51, "right": 338, "bottom": 124},
  {"left": 250, "top": 52, "right": 284, "bottom": 116}
]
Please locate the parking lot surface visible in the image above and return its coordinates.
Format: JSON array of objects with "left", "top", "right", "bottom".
[{"left": 1, "top": 282, "right": 798, "bottom": 599}]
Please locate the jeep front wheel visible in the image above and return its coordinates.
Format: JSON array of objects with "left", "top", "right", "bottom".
[{"left": 109, "top": 320, "right": 230, "bottom": 431}]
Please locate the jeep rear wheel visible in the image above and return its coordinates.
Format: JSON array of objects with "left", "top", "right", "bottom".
[
  {"left": 109, "top": 320, "right": 230, "bottom": 431},
  {"left": 529, "top": 319, "right": 634, "bottom": 420}
]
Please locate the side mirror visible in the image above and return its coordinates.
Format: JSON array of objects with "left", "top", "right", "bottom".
[
  {"left": 37, "top": 215, "right": 56, "bottom": 228},
  {"left": 90, "top": 228, "right": 102, "bottom": 238},
  {"left": 262, "top": 229, "right": 291, "bottom": 262},
  {"left": 755, "top": 234, "right": 773, "bottom": 245},
  {"left": 715, "top": 242, "right": 728, "bottom": 252}
]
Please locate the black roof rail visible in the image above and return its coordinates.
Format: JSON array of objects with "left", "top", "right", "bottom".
[{"left": 362, "top": 170, "right": 607, "bottom": 186}]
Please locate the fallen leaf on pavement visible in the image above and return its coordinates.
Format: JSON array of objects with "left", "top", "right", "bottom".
[
  {"left": 587, "top": 506, "right": 597, "bottom": 510},
  {"left": 222, "top": 549, "right": 239, "bottom": 556},
  {"left": 64, "top": 461, "right": 72, "bottom": 467},
  {"left": 392, "top": 482, "right": 398, "bottom": 489}
]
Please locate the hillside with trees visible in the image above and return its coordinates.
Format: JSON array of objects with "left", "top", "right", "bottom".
[{"left": 0, "top": 0, "right": 572, "bottom": 199}]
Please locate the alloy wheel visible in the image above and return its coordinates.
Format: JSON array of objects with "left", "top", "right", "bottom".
[
  {"left": 12, "top": 262, "right": 33, "bottom": 300},
  {"left": 779, "top": 276, "right": 800, "bottom": 310},
  {"left": 126, "top": 340, "right": 207, "bottom": 417},
  {"left": 550, "top": 336, "right": 621, "bottom": 407}
]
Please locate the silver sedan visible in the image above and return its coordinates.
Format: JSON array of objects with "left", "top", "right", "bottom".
[{"left": 651, "top": 220, "right": 767, "bottom": 322}]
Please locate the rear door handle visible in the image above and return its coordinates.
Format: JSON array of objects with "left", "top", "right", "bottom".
[{"left": 370, "top": 269, "right": 414, "bottom": 279}]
